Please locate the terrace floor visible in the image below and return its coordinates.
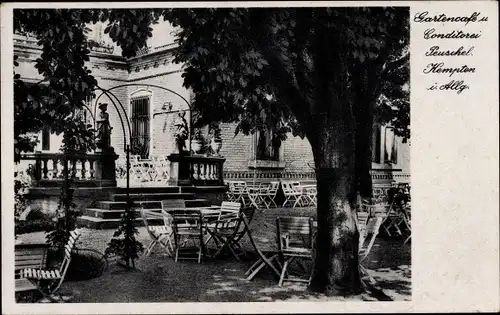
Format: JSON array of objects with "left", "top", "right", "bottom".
[{"left": 16, "top": 207, "right": 411, "bottom": 303}]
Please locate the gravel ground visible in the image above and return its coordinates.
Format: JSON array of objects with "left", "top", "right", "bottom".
[{"left": 16, "top": 207, "right": 411, "bottom": 302}]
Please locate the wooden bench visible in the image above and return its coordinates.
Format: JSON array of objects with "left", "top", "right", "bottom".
[{"left": 15, "top": 243, "right": 48, "bottom": 293}]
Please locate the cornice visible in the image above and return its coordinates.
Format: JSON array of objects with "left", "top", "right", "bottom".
[
  {"left": 13, "top": 34, "right": 181, "bottom": 76},
  {"left": 99, "top": 69, "right": 183, "bottom": 82}
]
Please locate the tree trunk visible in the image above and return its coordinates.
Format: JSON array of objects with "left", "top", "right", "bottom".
[
  {"left": 305, "top": 23, "right": 365, "bottom": 295},
  {"left": 354, "top": 98, "right": 374, "bottom": 199},
  {"left": 308, "top": 125, "right": 364, "bottom": 296}
]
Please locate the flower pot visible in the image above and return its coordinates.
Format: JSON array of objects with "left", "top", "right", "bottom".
[
  {"left": 191, "top": 140, "right": 203, "bottom": 154},
  {"left": 211, "top": 138, "right": 223, "bottom": 156}
]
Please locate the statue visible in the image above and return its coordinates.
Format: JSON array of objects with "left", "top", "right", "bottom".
[{"left": 96, "top": 103, "right": 113, "bottom": 151}]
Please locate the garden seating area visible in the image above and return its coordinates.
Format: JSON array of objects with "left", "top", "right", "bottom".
[
  {"left": 14, "top": 205, "right": 411, "bottom": 303},
  {"left": 14, "top": 182, "right": 411, "bottom": 303},
  {"left": 226, "top": 180, "right": 317, "bottom": 209},
  {"left": 116, "top": 155, "right": 170, "bottom": 186}
]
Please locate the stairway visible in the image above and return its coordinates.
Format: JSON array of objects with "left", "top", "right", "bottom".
[{"left": 76, "top": 186, "right": 212, "bottom": 229}]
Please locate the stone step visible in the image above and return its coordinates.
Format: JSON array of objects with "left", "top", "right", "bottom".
[
  {"left": 110, "top": 192, "right": 195, "bottom": 202},
  {"left": 113, "top": 186, "right": 182, "bottom": 194},
  {"left": 84, "top": 199, "right": 211, "bottom": 219},
  {"left": 96, "top": 198, "right": 210, "bottom": 210},
  {"left": 76, "top": 216, "right": 163, "bottom": 230},
  {"left": 83, "top": 208, "right": 149, "bottom": 220}
]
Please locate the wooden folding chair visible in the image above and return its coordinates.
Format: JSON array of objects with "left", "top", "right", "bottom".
[
  {"left": 262, "top": 181, "right": 280, "bottom": 209},
  {"left": 303, "top": 185, "right": 317, "bottom": 206},
  {"left": 225, "top": 181, "right": 236, "bottom": 202},
  {"left": 20, "top": 230, "right": 81, "bottom": 303},
  {"left": 245, "top": 182, "right": 263, "bottom": 208},
  {"left": 15, "top": 243, "right": 48, "bottom": 301},
  {"left": 206, "top": 215, "right": 246, "bottom": 260},
  {"left": 276, "top": 216, "right": 315, "bottom": 287},
  {"left": 140, "top": 208, "right": 174, "bottom": 257},
  {"left": 401, "top": 206, "right": 411, "bottom": 245},
  {"left": 358, "top": 217, "right": 384, "bottom": 284},
  {"left": 130, "top": 155, "right": 149, "bottom": 182},
  {"left": 355, "top": 211, "right": 370, "bottom": 239},
  {"left": 219, "top": 201, "right": 241, "bottom": 217},
  {"left": 281, "top": 181, "right": 303, "bottom": 208},
  {"left": 232, "top": 181, "right": 249, "bottom": 206},
  {"left": 170, "top": 210, "right": 204, "bottom": 263},
  {"left": 151, "top": 155, "right": 170, "bottom": 183}
]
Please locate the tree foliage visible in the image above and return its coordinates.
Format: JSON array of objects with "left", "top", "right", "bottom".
[{"left": 13, "top": 9, "right": 103, "bottom": 160}]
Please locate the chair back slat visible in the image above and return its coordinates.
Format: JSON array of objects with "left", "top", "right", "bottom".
[
  {"left": 276, "top": 216, "right": 314, "bottom": 251},
  {"left": 59, "top": 229, "right": 81, "bottom": 276},
  {"left": 232, "top": 181, "right": 247, "bottom": 193},
  {"left": 15, "top": 246, "right": 47, "bottom": 276},
  {"left": 170, "top": 211, "right": 203, "bottom": 247},
  {"left": 221, "top": 201, "right": 241, "bottom": 211},
  {"left": 141, "top": 208, "right": 171, "bottom": 241},
  {"left": 281, "top": 181, "right": 293, "bottom": 194},
  {"left": 170, "top": 210, "right": 202, "bottom": 225},
  {"left": 264, "top": 181, "right": 280, "bottom": 198}
]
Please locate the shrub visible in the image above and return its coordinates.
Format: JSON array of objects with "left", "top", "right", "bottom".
[
  {"left": 15, "top": 219, "right": 55, "bottom": 235},
  {"left": 15, "top": 207, "right": 57, "bottom": 235},
  {"left": 14, "top": 168, "right": 32, "bottom": 226},
  {"left": 64, "top": 250, "right": 108, "bottom": 281}
]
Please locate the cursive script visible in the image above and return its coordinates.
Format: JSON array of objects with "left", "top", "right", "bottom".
[{"left": 416, "top": 11, "right": 488, "bottom": 95}]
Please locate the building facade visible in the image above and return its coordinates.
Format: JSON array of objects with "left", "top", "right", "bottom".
[{"left": 14, "top": 22, "right": 410, "bottom": 186}]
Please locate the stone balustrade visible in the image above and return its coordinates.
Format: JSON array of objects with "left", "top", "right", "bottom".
[
  {"left": 20, "top": 151, "right": 118, "bottom": 187},
  {"left": 167, "top": 153, "right": 225, "bottom": 186}
]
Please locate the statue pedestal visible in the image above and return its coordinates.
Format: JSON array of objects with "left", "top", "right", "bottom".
[{"left": 94, "top": 148, "right": 118, "bottom": 187}]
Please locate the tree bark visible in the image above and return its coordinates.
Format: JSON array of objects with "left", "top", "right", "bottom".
[
  {"left": 308, "top": 128, "right": 364, "bottom": 295},
  {"left": 354, "top": 94, "right": 374, "bottom": 199}
]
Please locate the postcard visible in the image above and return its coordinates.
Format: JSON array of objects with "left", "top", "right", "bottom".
[{"left": 1, "top": 1, "right": 498, "bottom": 314}]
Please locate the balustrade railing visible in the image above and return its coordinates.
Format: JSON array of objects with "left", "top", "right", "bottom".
[
  {"left": 168, "top": 154, "right": 225, "bottom": 186},
  {"left": 20, "top": 151, "right": 116, "bottom": 186}
]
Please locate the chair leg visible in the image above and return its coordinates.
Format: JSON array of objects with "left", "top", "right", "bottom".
[
  {"left": 167, "top": 237, "right": 175, "bottom": 255},
  {"left": 403, "top": 234, "right": 411, "bottom": 245},
  {"left": 245, "top": 258, "right": 264, "bottom": 277},
  {"left": 360, "top": 265, "right": 377, "bottom": 284},
  {"left": 246, "top": 261, "right": 266, "bottom": 281},
  {"left": 144, "top": 240, "right": 156, "bottom": 256},
  {"left": 278, "top": 259, "right": 291, "bottom": 287},
  {"left": 228, "top": 244, "right": 240, "bottom": 261}
]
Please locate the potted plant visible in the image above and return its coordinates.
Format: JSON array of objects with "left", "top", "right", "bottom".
[
  {"left": 209, "top": 124, "right": 223, "bottom": 156},
  {"left": 191, "top": 129, "right": 205, "bottom": 154},
  {"left": 174, "top": 113, "right": 189, "bottom": 154}
]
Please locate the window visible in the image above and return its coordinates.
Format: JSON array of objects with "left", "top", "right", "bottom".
[
  {"left": 384, "top": 127, "right": 398, "bottom": 164},
  {"left": 256, "top": 128, "right": 280, "bottom": 161},
  {"left": 130, "top": 95, "right": 151, "bottom": 159},
  {"left": 42, "top": 127, "right": 50, "bottom": 151},
  {"left": 372, "top": 124, "right": 398, "bottom": 164},
  {"left": 372, "top": 123, "right": 382, "bottom": 163}
]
